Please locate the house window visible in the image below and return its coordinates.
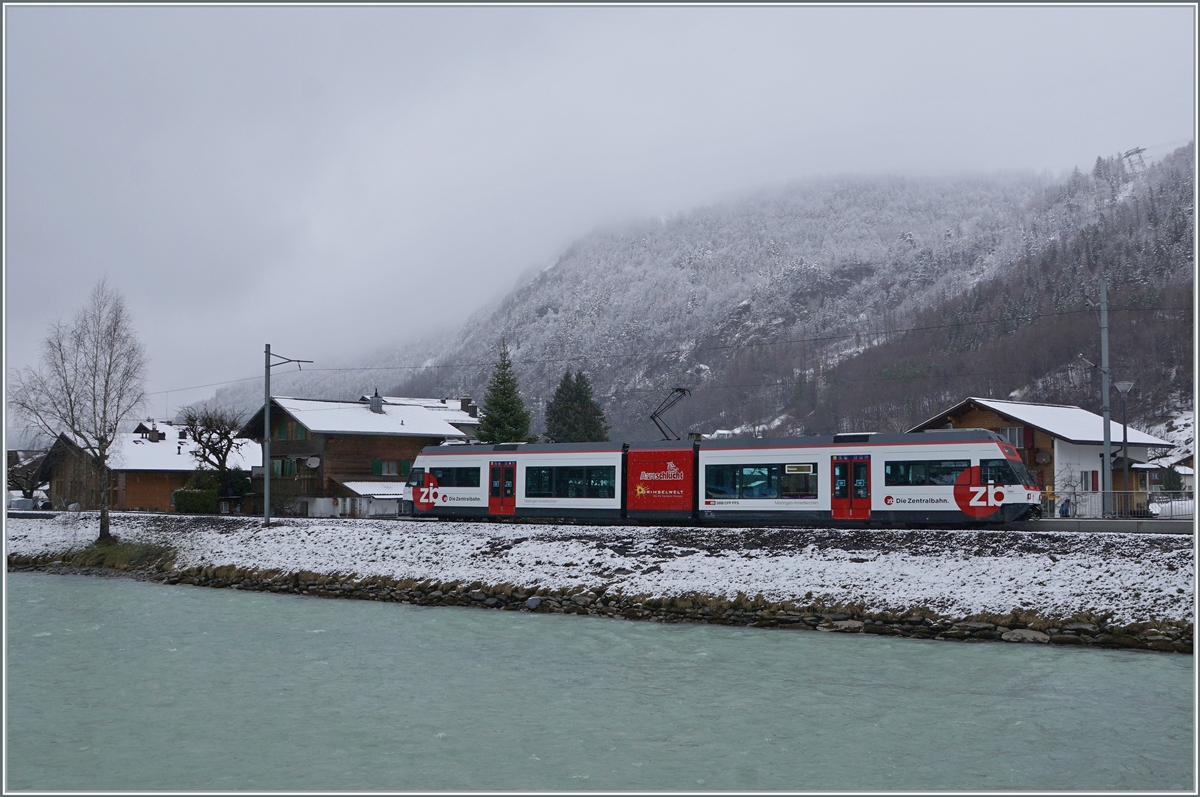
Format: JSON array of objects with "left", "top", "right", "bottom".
[
  {"left": 997, "top": 427, "right": 1025, "bottom": 449},
  {"left": 372, "top": 460, "right": 400, "bottom": 476},
  {"left": 271, "top": 458, "right": 297, "bottom": 478},
  {"left": 296, "top": 425, "right": 307, "bottom": 441},
  {"left": 277, "top": 422, "right": 287, "bottom": 442}
]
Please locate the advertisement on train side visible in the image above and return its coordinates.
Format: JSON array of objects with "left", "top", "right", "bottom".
[{"left": 626, "top": 450, "right": 694, "bottom": 513}]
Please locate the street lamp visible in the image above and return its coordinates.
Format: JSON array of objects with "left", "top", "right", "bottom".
[{"left": 1115, "top": 380, "right": 1134, "bottom": 516}]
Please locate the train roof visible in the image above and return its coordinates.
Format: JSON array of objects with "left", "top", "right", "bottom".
[
  {"left": 416, "top": 430, "right": 1005, "bottom": 458},
  {"left": 418, "top": 441, "right": 625, "bottom": 456},
  {"left": 699, "top": 429, "right": 1004, "bottom": 449}
]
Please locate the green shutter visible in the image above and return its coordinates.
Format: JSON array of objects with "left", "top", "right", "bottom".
[
  {"left": 401, "top": 460, "right": 412, "bottom": 476},
  {"left": 296, "top": 425, "right": 307, "bottom": 441},
  {"left": 371, "top": 459, "right": 383, "bottom": 476},
  {"left": 277, "top": 422, "right": 287, "bottom": 442}
]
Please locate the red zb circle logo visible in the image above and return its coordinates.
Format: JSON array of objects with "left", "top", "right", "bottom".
[
  {"left": 414, "top": 474, "right": 441, "bottom": 511},
  {"left": 953, "top": 466, "right": 1004, "bottom": 518}
]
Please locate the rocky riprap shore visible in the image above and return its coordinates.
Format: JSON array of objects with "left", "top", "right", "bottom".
[{"left": 9, "top": 559, "right": 1192, "bottom": 655}]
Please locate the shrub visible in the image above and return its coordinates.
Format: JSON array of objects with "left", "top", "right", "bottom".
[{"left": 173, "top": 488, "right": 219, "bottom": 514}]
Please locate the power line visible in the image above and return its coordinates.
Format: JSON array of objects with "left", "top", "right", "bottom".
[{"left": 144, "top": 304, "right": 1192, "bottom": 397}]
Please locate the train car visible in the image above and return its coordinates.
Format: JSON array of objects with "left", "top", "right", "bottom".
[
  {"left": 698, "top": 430, "right": 1040, "bottom": 525},
  {"left": 406, "top": 442, "right": 624, "bottom": 521},
  {"left": 404, "top": 429, "right": 1040, "bottom": 526}
]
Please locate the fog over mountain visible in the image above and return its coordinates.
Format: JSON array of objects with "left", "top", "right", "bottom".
[{"left": 209, "top": 145, "right": 1193, "bottom": 443}]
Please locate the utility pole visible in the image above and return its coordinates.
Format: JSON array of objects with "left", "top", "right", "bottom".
[
  {"left": 1100, "top": 280, "right": 1112, "bottom": 516},
  {"left": 263, "top": 344, "right": 313, "bottom": 526},
  {"left": 1079, "top": 278, "right": 1114, "bottom": 516},
  {"left": 1115, "top": 380, "right": 1135, "bottom": 515}
]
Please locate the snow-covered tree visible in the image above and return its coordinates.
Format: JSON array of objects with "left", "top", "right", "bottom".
[{"left": 477, "top": 341, "right": 536, "bottom": 444}]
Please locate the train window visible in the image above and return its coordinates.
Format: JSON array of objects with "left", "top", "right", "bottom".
[
  {"left": 705, "top": 465, "right": 740, "bottom": 499},
  {"left": 980, "top": 459, "right": 1022, "bottom": 485},
  {"left": 525, "top": 467, "right": 554, "bottom": 497},
  {"left": 525, "top": 466, "right": 616, "bottom": 499},
  {"left": 885, "top": 461, "right": 926, "bottom": 486},
  {"left": 586, "top": 467, "right": 616, "bottom": 499},
  {"left": 430, "top": 467, "right": 470, "bottom": 486},
  {"left": 781, "top": 464, "right": 818, "bottom": 499},
  {"left": 927, "top": 460, "right": 970, "bottom": 484},
  {"left": 740, "top": 466, "right": 778, "bottom": 499},
  {"left": 555, "top": 467, "right": 587, "bottom": 498},
  {"left": 405, "top": 467, "right": 424, "bottom": 487},
  {"left": 884, "top": 460, "right": 969, "bottom": 486},
  {"left": 1010, "top": 460, "right": 1037, "bottom": 486},
  {"left": 707, "top": 464, "right": 815, "bottom": 500}
]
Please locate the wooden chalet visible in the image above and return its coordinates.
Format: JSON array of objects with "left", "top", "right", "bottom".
[
  {"left": 237, "top": 394, "right": 469, "bottom": 518},
  {"left": 908, "top": 397, "right": 1174, "bottom": 499},
  {"left": 35, "top": 421, "right": 261, "bottom": 512}
]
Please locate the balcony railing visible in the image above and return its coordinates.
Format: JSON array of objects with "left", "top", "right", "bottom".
[{"left": 1042, "top": 490, "right": 1194, "bottom": 520}]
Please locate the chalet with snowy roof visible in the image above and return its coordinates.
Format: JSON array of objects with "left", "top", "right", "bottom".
[
  {"left": 238, "top": 394, "right": 469, "bottom": 518},
  {"left": 357, "top": 394, "right": 481, "bottom": 437},
  {"left": 909, "top": 397, "right": 1174, "bottom": 500},
  {"left": 35, "top": 421, "right": 261, "bottom": 513}
]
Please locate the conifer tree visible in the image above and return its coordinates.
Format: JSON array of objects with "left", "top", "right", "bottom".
[
  {"left": 543, "top": 370, "right": 577, "bottom": 443},
  {"left": 477, "top": 341, "right": 536, "bottom": 443},
  {"left": 544, "top": 369, "right": 609, "bottom": 442}
]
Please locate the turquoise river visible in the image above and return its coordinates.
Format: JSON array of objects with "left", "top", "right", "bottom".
[{"left": 5, "top": 572, "right": 1195, "bottom": 791}]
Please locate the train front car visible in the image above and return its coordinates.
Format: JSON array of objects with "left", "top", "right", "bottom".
[
  {"left": 408, "top": 442, "right": 624, "bottom": 521},
  {"left": 698, "top": 430, "right": 1040, "bottom": 527}
]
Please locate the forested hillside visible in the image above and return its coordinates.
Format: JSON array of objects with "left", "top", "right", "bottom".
[
  {"left": 211, "top": 145, "right": 1193, "bottom": 442},
  {"left": 790, "top": 145, "right": 1194, "bottom": 434}
]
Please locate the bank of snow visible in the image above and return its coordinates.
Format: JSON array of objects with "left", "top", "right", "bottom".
[{"left": 5, "top": 513, "right": 1193, "bottom": 625}]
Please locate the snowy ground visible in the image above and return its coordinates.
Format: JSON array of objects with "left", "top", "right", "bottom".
[{"left": 5, "top": 513, "right": 1194, "bottom": 625}]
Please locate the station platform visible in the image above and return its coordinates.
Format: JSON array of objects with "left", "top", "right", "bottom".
[{"left": 1015, "top": 518, "right": 1194, "bottom": 535}]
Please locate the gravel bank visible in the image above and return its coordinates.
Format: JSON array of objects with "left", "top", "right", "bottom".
[{"left": 6, "top": 512, "right": 1194, "bottom": 651}]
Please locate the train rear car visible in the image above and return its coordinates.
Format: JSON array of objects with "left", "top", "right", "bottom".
[{"left": 698, "top": 430, "right": 1040, "bottom": 526}]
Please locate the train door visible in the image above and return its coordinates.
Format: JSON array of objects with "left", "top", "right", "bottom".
[
  {"left": 831, "top": 455, "right": 871, "bottom": 520},
  {"left": 488, "top": 461, "right": 516, "bottom": 516}
]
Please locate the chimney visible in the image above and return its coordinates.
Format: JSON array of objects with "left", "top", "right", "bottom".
[
  {"left": 461, "top": 395, "right": 479, "bottom": 418},
  {"left": 149, "top": 429, "right": 161, "bottom": 442},
  {"left": 370, "top": 389, "right": 383, "bottom": 414}
]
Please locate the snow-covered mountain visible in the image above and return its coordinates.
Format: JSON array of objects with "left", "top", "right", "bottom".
[{"left": 212, "top": 145, "right": 1193, "bottom": 442}]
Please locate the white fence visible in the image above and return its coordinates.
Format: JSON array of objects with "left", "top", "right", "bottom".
[{"left": 1045, "top": 491, "right": 1194, "bottom": 520}]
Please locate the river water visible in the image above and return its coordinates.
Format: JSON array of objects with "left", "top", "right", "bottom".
[{"left": 6, "top": 572, "right": 1194, "bottom": 791}]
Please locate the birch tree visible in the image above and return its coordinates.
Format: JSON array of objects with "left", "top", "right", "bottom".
[{"left": 9, "top": 279, "right": 147, "bottom": 543}]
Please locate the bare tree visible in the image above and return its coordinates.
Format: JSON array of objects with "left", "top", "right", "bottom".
[
  {"left": 9, "top": 279, "right": 147, "bottom": 543},
  {"left": 180, "top": 404, "right": 247, "bottom": 485}
]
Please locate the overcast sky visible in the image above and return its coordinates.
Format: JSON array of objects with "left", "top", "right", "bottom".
[{"left": 4, "top": 4, "right": 1195, "bottom": 427}]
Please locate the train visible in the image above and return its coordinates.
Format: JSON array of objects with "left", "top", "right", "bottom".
[{"left": 402, "top": 429, "right": 1042, "bottom": 526}]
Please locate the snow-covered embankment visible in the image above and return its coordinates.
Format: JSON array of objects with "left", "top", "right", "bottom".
[{"left": 6, "top": 513, "right": 1194, "bottom": 650}]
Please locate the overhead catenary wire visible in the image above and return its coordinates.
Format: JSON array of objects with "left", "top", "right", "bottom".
[{"left": 143, "top": 304, "right": 1192, "bottom": 398}]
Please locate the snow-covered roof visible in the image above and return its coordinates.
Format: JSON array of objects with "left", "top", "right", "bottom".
[
  {"left": 263, "top": 397, "right": 468, "bottom": 439},
  {"left": 359, "top": 395, "right": 481, "bottom": 427},
  {"left": 108, "top": 429, "right": 262, "bottom": 473},
  {"left": 338, "top": 481, "right": 408, "bottom": 498},
  {"left": 911, "top": 397, "right": 1173, "bottom": 447}
]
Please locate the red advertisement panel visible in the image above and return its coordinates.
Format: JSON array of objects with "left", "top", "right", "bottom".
[{"left": 627, "top": 450, "right": 694, "bottom": 512}]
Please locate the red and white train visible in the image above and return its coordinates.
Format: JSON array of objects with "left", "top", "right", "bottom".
[{"left": 403, "top": 430, "right": 1041, "bottom": 526}]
